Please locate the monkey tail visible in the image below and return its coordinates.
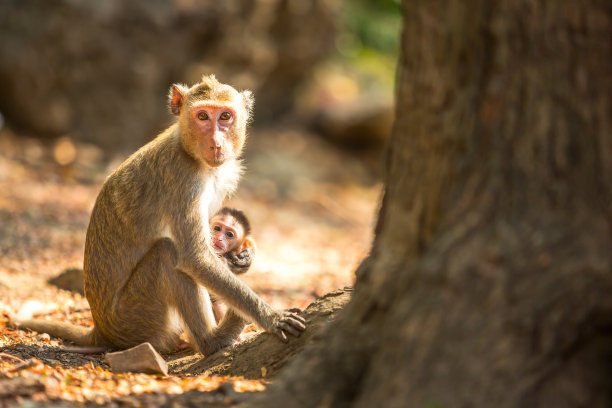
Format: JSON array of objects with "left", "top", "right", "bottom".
[{"left": 12, "top": 319, "right": 106, "bottom": 348}]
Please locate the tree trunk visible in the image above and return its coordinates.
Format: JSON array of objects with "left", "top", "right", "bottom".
[{"left": 250, "top": 1, "right": 612, "bottom": 407}]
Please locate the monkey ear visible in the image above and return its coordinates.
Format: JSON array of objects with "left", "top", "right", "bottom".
[
  {"left": 240, "top": 236, "right": 256, "bottom": 251},
  {"left": 242, "top": 91, "right": 254, "bottom": 114},
  {"left": 169, "top": 84, "right": 187, "bottom": 116}
]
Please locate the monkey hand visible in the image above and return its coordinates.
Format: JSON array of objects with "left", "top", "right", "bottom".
[
  {"left": 266, "top": 309, "right": 306, "bottom": 343},
  {"left": 225, "top": 247, "right": 254, "bottom": 275}
]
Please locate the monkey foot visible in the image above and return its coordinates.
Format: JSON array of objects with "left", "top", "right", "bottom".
[{"left": 174, "top": 339, "right": 193, "bottom": 352}]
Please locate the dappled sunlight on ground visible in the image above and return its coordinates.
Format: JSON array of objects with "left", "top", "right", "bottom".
[
  {"left": 0, "top": 127, "right": 381, "bottom": 325},
  {"left": 0, "top": 126, "right": 381, "bottom": 405}
]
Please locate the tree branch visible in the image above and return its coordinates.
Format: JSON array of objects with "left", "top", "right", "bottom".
[{"left": 167, "top": 287, "right": 352, "bottom": 379}]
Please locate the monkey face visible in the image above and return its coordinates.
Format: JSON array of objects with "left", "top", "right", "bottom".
[
  {"left": 170, "top": 75, "right": 253, "bottom": 168},
  {"left": 189, "top": 103, "right": 238, "bottom": 166},
  {"left": 210, "top": 214, "right": 245, "bottom": 254}
]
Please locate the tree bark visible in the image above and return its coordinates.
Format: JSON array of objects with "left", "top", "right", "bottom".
[{"left": 250, "top": 1, "right": 612, "bottom": 407}]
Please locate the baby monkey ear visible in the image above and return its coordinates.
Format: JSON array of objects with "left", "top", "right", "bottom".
[
  {"left": 240, "top": 236, "right": 256, "bottom": 252},
  {"left": 169, "top": 84, "right": 188, "bottom": 116}
]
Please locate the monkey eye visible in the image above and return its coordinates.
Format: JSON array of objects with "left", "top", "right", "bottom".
[
  {"left": 219, "top": 112, "right": 232, "bottom": 121},
  {"left": 197, "top": 112, "right": 209, "bottom": 121},
  {"left": 213, "top": 225, "right": 221, "bottom": 232},
  {"left": 226, "top": 231, "right": 235, "bottom": 239}
]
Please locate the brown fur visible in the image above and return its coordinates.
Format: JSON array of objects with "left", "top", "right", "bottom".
[{"left": 16, "top": 75, "right": 305, "bottom": 354}]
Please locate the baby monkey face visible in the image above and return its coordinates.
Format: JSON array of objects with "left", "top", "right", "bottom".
[{"left": 210, "top": 214, "right": 244, "bottom": 254}]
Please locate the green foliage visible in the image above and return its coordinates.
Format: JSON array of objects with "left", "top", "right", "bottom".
[
  {"left": 338, "top": 0, "right": 402, "bottom": 57},
  {"left": 335, "top": 0, "right": 402, "bottom": 85},
  {"left": 297, "top": 0, "right": 401, "bottom": 106}
]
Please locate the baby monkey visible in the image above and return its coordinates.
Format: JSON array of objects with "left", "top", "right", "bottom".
[
  {"left": 212, "top": 207, "right": 256, "bottom": 277},
  {"left": 210, "top": 207, "right": 256, "bottom": 324}
]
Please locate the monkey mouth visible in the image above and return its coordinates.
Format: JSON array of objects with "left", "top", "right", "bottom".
[
  {"left": 209, "top": 157, "right": 225, "bottom": 167},
  {"left": 214, "top": 148, "right": 225, "bottom": 161},
  {"left": 204, "top": 149, "right": 226, "bottom": 166}
]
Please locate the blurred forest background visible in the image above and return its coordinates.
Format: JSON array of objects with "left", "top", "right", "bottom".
[{"left": 0, "top": 0, "right": 399, "bottom": 337}]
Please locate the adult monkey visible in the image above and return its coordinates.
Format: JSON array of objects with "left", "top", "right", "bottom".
[{"left": 16, "top": 75, "right": 305, "bottom": 355}]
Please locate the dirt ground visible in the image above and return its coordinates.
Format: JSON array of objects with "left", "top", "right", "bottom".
[{"left": 0, "top": 125, "right": 381, "bottom": 406}]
